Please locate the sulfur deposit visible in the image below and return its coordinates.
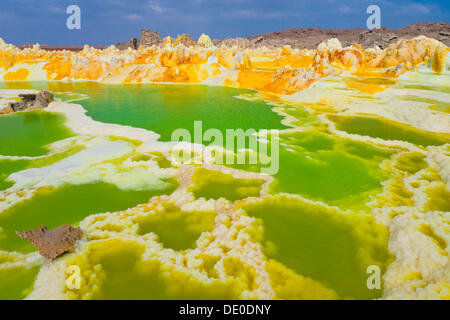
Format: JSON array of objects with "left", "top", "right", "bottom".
[
  {"left": 0, "top": 32, "right": 449, "bottom": 300},
  {"left": 0, "top": 34, "right": 447, "bottom": 93}
]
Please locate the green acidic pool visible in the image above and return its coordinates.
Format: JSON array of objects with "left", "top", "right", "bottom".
[
  {"left": 0, "top": 182, "right": 176, "bottom": 253},
  {"left": 229, "top": 130, "right": 392, "bottom": 208},
  {"left": 0, "top": 111, "right": 73, "bottom": 157},
  {"left": 80, "top": 84, "right": 288, "bottom": 141},
  {"left": 0, "top": 159, "right": 30, "bottom": 191}
]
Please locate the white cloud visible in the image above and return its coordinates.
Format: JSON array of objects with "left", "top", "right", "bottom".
[
  {"left": 124, "top": 13, "right": 143, "bottom": 21},
  {"left": 45, "top": 5, "right": 64, "bottom": 14},
  {"left": 338, "top": 5, "right": 355, "bottom": 14},
  {"left": 220, "top": 9, "right": 292, "bottom": 19},
  {"left": 149, "top": 1, "right": 163, "bottom": 13},
  {"left": 393, "top": 2, "right": 434, "bottom": 16},
  {"left": 234, "top": 10, "right": 259, "bottom": 18},
  {"left": 409, "top": 3, "right": 431, "bottom": 14}
]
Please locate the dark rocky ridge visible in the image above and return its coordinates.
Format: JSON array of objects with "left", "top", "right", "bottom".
[
  {"left": 246, "top": 22, "right": 450, "bottom": 49},
  {"left": 116, "top": 22, "right": 449, "bottom": 50}
]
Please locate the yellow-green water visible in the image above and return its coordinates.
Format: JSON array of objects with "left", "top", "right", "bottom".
[
  {"left": 242, "top": 195, "right": 391, "bottom": 300},
  {"left": 136, "top": 202, "right": 216, "bottom": 251},
  {"left": 0, "top": 159, "right": 29, "bottom": 190},
  {"left": 328, "top": 114, "right": 449, "bottom": 147},
  {"left": 0, "top": 265, "right": 41, "bottom": 300}
]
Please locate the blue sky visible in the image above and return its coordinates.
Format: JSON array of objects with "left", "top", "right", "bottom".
[{"left": 1, "top": 0, "right": 449, "bottom": 45}]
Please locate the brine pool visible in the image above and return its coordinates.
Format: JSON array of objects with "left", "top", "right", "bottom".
[{"left": 0, "top": 77, "right": 449, "bottom": 300}]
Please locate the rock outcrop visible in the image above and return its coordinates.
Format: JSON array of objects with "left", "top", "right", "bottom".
[
  {"left": 17, "top": 225, "right": 83, "bottom": 261},
  {"left": 140, "top": 28, "right": 161, "bottom": 47},
  {"left": 30, "top": 90, "right": 54, "bottom": 109},
  {"left": 0, "top": 90, "right": 54, "bottom": 114},
  {"left": 174, "top": 34, "right": 196, "bottom": 47}
]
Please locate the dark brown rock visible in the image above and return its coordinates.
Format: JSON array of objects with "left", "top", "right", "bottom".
[
  {"left": 9, "top": 101, "right": 26, "bottom": 112},
  {"left": 18, "top": 93, "right": 37, "bottom": 105},
  {"left": 131, "top": 38, "right": 140, "bottom": 49},
  {"left": 17, "top": 225, "right": 83, "bottom": 261},
  {"left": 30, "top": 90, "right": 54, "bottom": 109}
]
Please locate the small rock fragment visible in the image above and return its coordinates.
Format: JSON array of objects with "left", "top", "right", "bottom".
[
  {"left": 9, "top": 101, "right": 26, "bottom": 112},
  {"left": 17, "top": 225, "right": 83, "bottom": 261},
  {"left": 0, "top": 103, "right": 14, "bottom": 114}
]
